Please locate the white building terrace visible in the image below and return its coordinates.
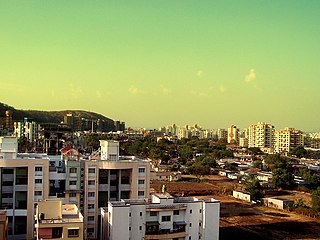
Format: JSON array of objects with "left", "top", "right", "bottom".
[{"left": 101, "top": 193, "right": 220, "bottom": 240}]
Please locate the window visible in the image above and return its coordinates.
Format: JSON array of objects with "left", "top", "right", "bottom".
[
  {"left": 150, "top": 211, "right": 157, "bottom": 216},
  {"left": 138, "top": 191, "right": 144, "bottom": 196},
  {"left": 200, "top": 209, "right": 202, "bottom": 213},
  {"left": 139, "top": 226, "right": 142, "bottom": 230},
  {"left": 88, "top": 204, "right": 95, "bottom": 209},
  {"left": 189, "top": 223, "right": 192, "bottom": 227},
  {"left": 199, "top": 222, "right": 202, "bottom": 226},
  {"left": 88, "top": 216, "right": 94, "bottom": 221},
  {"left": 190, "top": 209, "right": 192, "bottom": 214},
  {"left": 69, "top": 193, "right": 76, "bottom": 198},
  {"left": 35, "top": 167, "right": 42, "bottom": 172},
  {"left": 69, "top": 181, "right": 77, "bottom": 185},
  {"left": 138, "top": 168, "right": 145, "bottom": 173},
  {"left": 88, "top": 192, "right": 95, "bottom": 197},
  {"left": 138, "top": 179, "right": 145, "bottom": 184},
  {"left": 88, "top": 180, "right": 95, "bottom": 185},
  {"left": 52, "top": 227, "right": 63, "bottom": 238},
  {"left": 162, "top": 216, "right": 171, "bottom": 222},
  {"left": 88, "top": 168, "right": 95, "bottom": 173},
  {"left": 68, "top": 229, "right": 79, "bottom": 238},
  {"left": 173, "top": 210, "right": 179, "bottom": 215},
  {"left": 87, "top": 228, "right": 94, "bottom": 233},
  {"left": 189, "top": 237, "right": 191, "bottom": 240},
  {"left": 34, "top": 191, "right": 42, "bottom": 196},
  {"left": 129, "top": 227, "right": 131, "bottom": 231},
  {"left": 35, "top": 179, "right": 42, "bottom": 184},
  {"left": 69, "top": 168, "right": 77, "bottom": 173},
  {"left": 140, "top": 212, "right": 142, "bottom": 216}
]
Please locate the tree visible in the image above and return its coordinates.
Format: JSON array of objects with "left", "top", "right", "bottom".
[
  {"left": 247, "top": 147, "right": 262, "bottom": 155},
  {"left": 224, "top": 162, "right": 238, "bottom": 171},
  {"left": 271, "top": 168, "right": 294, "bottom": 189},
  {"left": 84, "top": 133, "right": 100, "bottom": 151},
  {"left": 265, "top": 154, "right": 294, "bottom": 189},
  {"left": 188, "top": 161, "right": 208, "bottom": 181},
  {"left": 265, "top": 154, "right": 290, "bottom": 171},
  {"left": 290, "top": 146, "right": 308, "bottom": 158},
  {"left": 253, "top": 160, "right": 263, "bottom": 169},
  {"left": 243, "top": 173, "right": 263, "bottom": 200},
  {"left": 312, "top": 187, "right": 320, "bottom": 213}
]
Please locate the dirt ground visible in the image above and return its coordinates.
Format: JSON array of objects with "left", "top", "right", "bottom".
[{"left": 151, "top": 176, "right": 320, "bottom": 240}]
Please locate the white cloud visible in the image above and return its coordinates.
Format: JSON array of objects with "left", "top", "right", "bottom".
[
  {"left": 219, "top": 84, "right": 225, "bottom": 93},
  {"left": 69, "top": 84, "right": 82, "bottom": 98},
  {"left": 160, "top": 85, "right": 172, "bottom": 95},
  {"left": 191, "top": 90, "right": 208, "bottom": 97},
  {"left": 245, "top": 69, "right": 256, "bottom": 83},
  {"left": 197, "top": 70, "right": 203, "bottom": 78},
  {"left": 128, "top": 85, "right": 142, "bottom": 94}
]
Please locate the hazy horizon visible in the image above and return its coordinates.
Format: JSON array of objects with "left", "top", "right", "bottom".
[{"left": 1, "top": 1, "right": 320, "bottom": 131}]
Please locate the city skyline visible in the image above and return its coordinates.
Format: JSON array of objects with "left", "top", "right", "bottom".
[{"left": 1, "top": 1, "right": 320, "bottom": 131}]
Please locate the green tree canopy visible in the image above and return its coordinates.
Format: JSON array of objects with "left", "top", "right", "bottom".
[{"left": 243, "top": 173, "right": 264, "bottom": 200}]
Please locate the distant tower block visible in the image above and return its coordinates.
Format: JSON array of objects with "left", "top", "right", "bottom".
[{"left": 5, "top": 110, "right": 13, "bottom": 129}]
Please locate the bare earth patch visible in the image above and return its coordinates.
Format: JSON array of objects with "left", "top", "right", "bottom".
[{"left": 151, "top": 175, "right": 320, "bottom": 240}]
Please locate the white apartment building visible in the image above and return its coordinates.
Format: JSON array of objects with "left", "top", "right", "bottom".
[
  {"left": 177, "top": 128, "right": 191, "bottom": 140},
  {"left": 101, "top": 193, "right": 220, "bottom": 240},
  {"left": 0, "top": 137, "right": 49, "bottom": 240},
  {"left": 275, "top": 128, "right": 304, "bottom": 154},
  {"left": 84, "top": 140, "right": 150, "bottom": 239},
  {"left": 13, "top": 119, "right": 40, "bottom": 143},
  {"left": 248, "top": 122, "right": 275, "bottom": 150},
  {"left": 227, "top": 125, "right": 239, "bottom": 144}
]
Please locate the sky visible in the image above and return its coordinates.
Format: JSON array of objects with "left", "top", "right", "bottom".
[{"left": 1, "top": 1, "right": 320, "bottom": 131}]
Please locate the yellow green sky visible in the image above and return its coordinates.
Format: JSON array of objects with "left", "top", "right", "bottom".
[{"left": 1, "top": 1, "right": 320, "bottom": 131}]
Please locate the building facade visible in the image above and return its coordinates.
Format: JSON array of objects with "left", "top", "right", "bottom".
[
  {"left": 248, "top": 122, "right": 275, "bottom": 150},
  {"left": 275, "top": 128, "right": 304, "bottom": 154},
  {"left": 0, "top": 137, "right": 50, "bottom": 239},
  {"left": 101, "top": 193, "right": 220, "bottom": 240},
  {"left": 227, "top": 125, "right": 239, "bottom": 144},
  {"left": 84, "top": 140, "right": 150, "bottom": 239},
  {"left": 35, "top": 200, "right": 84, "bottom": 240}
]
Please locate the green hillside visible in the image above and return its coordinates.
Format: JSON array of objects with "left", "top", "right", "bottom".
[{"left": 0, "top": 102, "right": 114, "bottom": 124}]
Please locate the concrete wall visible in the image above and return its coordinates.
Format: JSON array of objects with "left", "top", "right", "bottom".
[{"left": 233, "top": 190, "right": 251, "bottom": 202}]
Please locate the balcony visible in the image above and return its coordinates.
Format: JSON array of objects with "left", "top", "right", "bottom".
[
  {"left": 1, "top": 186, "right": 13, "bottom": 193},
  {"left": 120, "top": 184, "right": 131, "bottom": 191},
  {"left": 146, "top": 204, "right": 187, "bottom": 211},
  {"left": 145, "top": 221, "right": 187, "bottom": 239},
  {"left": 35, "top": 171, "right": 43, "bottom": 176},
  {"left": 69, "top": 185, "right": 78, "bottom": 191},
  {"left": 98, "top": 184, "right": 109, "bottom": 191},
  {"left": 69, "top": 173, "right": 77, "bottom": 178},
  {"left": 88, "top": 173, "right": 96, "bottom": 179},
  {"left": 145, "top": 230, "right": 187, "bottom": 239}
]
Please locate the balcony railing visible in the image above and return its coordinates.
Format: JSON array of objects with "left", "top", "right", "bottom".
[{"left": 145, "top": 230, "right": 187, "bottom": 240}]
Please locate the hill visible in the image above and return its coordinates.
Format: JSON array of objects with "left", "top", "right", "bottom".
[{"left": 0, "top": 102, "right": 114, "bottom": 124}]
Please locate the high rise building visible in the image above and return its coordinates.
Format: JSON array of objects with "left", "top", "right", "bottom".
[
  {"left": 84, "top": 140, "right": 150, "bottom": 239},
  {"left": 13, "top": 118, "right": 41, "bottom": 144},
  {"left": 248, "top": 122, "right": 275, "bottom": 151},
  {"left": 227, "top": 125, "right": 239, "bottom": 144},
  {"left": 217, "top": 129, "right": 227, "bottom": 140},
  {"left": 275, "top": 128, "right": 304, "bottom": 154},
  {"left": 5, "top": 111, "right": 13, "bottom": 129},
  {"left": 0, "top": 137, "right": 49, "bottom": 239}
]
